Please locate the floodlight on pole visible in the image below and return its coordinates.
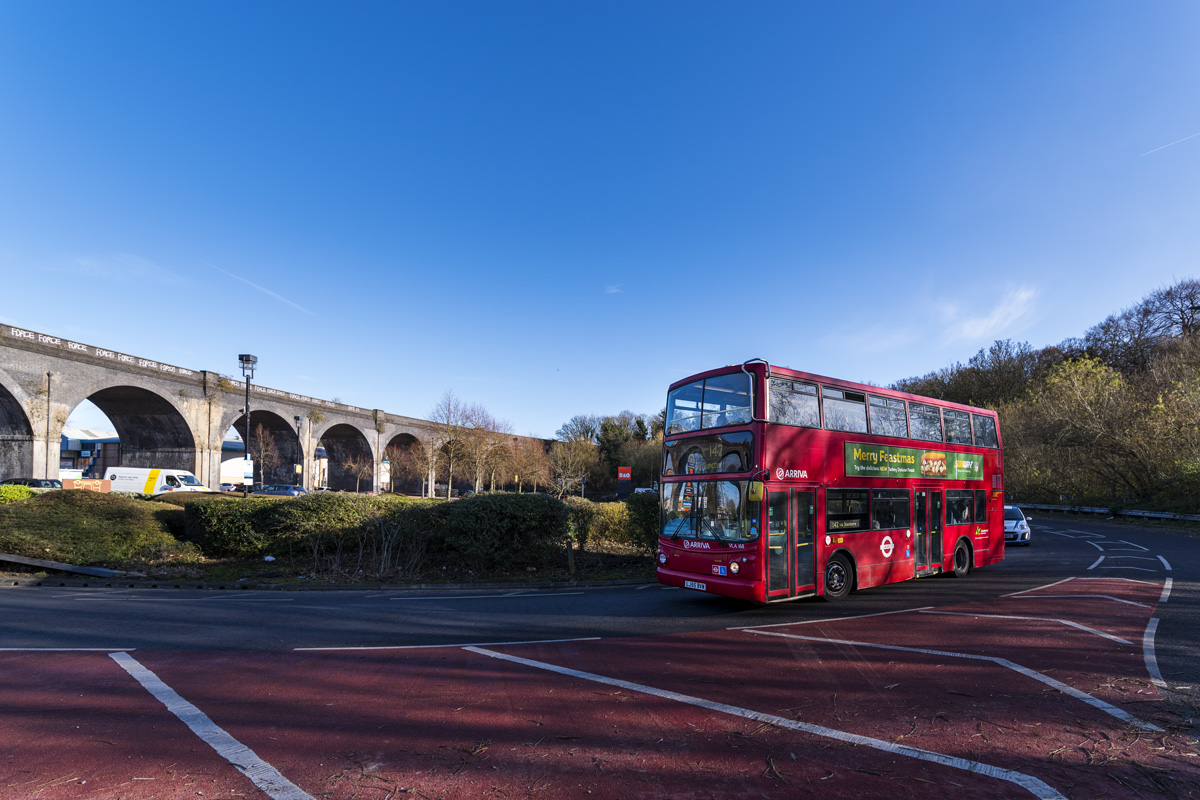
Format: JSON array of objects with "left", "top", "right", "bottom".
[{"left": 239, "top": 354, "right": 257, "bottom": 498}]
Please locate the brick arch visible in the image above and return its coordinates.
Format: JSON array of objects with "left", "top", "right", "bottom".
[
  {"left": 319, "top": 423, "right": 375, "bottom": 492},
  {"left": 382, "top": 432, "right": 424, "bottom": 494},
  {"left": 228, "top": 409, "right": 303, "bottom": 486},
  {"left": 0, "top": 372, "right": 36, "bottom": 480},
  {"left": 84, "top": 385, "right": 196, "bottom": 471}
]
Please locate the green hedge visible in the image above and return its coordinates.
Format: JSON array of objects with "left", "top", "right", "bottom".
[
  {"left": 0, "top": 490, "right": 200, "bottom": 565},
  {"left": 0, "top": 484, "right": 33, "bottom": 505},
  {"left": 181, "top": 491, "right": 573, "bottom": 575},
  {"left": 438, "top": 493, "right": 570, "bottom": 572},
  {"left": 624, "top": 491, "right": 660, "bottom": 554}
]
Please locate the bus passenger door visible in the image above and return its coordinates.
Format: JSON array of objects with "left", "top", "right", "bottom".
[
  {"left": 766, "top": 490, "right": 790, "bottom": 598},
  {"left": 793, "top": 490, "right": 816, "bottom": 594},
  {"left": 931, "top": 491, "right": 944, "bottom": 570},
  {"left": 914, "top": 490, "right": 938, "bottom": 576}
]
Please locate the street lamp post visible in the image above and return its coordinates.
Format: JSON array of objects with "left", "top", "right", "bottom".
[{"left": 239, "top": 354, "right": 257, "bottom": 498}]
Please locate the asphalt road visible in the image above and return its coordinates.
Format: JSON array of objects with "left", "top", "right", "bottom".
[
  {"left": 2, "top": 514, "right": 1197, "bottom": 800},
  {"left": 0, "top": 516, "right": 1192, "bottom": 663}
]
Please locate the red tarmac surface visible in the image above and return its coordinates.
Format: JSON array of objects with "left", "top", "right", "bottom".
[{"left": 2, "top": 577, "right": 1197, "bottom": 799}]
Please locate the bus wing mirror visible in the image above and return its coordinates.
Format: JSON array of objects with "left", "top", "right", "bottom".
[{"left": 747, "top": 481, "right": 764, "bottom": 503}]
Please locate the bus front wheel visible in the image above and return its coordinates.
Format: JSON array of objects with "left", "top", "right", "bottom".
[
  {"left": 823, "top": 555, "right": 853, "bottom": 602},
  {"left": 952, "top": 541, "right": 972, "bottom": 578}
]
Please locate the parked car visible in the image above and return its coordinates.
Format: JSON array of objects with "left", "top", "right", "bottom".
[
  {"left": 1, "top": 477, "right": 63, "bottom": 489},
  {"left": 1004, "top": 505, "right": 1032, "bottom": 546},
  {"left": 251, "top": 484, "right": 307, "bottom": 497},
  {"left": 220, "top": 482, "right": 238, "bottom": 493}
]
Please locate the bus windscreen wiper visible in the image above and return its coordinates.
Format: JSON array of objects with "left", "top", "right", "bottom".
[{"left": 697, "top": 514, "right": 729, "bottom": 544}]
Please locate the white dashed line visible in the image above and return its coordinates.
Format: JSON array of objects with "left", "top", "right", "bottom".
[
  {"left": 726, "top": 606, "right": 933, "bottom": 631},
  {"left": 743, "top": 630, "right": 1162, "bottom": 732},
  {"left": 389, "top": 592, "right": 585, "bottom": 600},
  {"left": 109, "top": 652, "right": 314, "bottom": 800},
  {"left": 1002, "top": 578, "right": 1073, "bottom": 598},
  {"left": 1007, "top": 594, "right": 1150, "bottom": 608},
  {"left": 1158, "top": 555, "right": 1173, "bottom": 571},
  {"left": 295, "top": 637, "right": 601, "bottom": 651},
  {"left": 1087, "top": 556, "right": 1105, "bottom": 570},
  {"left": 466, "top": 646, "right": 1067, "bottom": 799},
  {"left": 0, "top": 647, "right": 134, "bottom": 652},
  {"left": 1160, "top": 578, "right": 1173, "bottom": 604},
  {"left": 918, "top": 611, "right": 1131, "bottom": 645}
]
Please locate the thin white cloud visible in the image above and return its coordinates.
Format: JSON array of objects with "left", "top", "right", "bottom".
[
  {"left": 944, "top": 286, "right": 1036, "bottom": 342},
  {"left": 1139, "top": 131, "right": 1200, "bottom": 157},
  {"left": 605, "top": 284, "right": 623, "bottom": 294},
  {"left": 209, "top": 264, "right": 317, "bottom": 316},
  {"left": 50, "top": 253, "right": 186, "bottom": 285}
]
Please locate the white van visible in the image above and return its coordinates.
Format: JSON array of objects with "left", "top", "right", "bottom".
[{"left": 103, "top": 468, "right": 211, "bottom": 496}]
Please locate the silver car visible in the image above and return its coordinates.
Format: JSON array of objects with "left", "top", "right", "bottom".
[{"left": 1004, "top": 505, "right": 1032, "bottom": 546}]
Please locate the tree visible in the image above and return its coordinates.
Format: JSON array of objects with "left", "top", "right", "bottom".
[
  {"left": 510, "top": 436, "right": 550, "bottom": 493},
  {"left": 383, "top": 440, "right": 427, "bottom": 495},
  {"left": 556, "top": 414, "right": 600, "bottom": 444},
  {"left": 341, "top": 453, "right": 374, "bottom": 493},
  {"left": 461, "top": 404, "right": 514, "bottom": 492},
  {"left": 429, "top": 390, "right": 471, "bottom": 498},
  {"left": 249, "top": 423, "right": 281, "bottom": 484},
  {"left": 547, "top": 438, "right": 598, "bottom": 497}
]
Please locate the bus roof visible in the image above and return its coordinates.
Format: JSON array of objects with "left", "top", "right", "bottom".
[{"left": 669, "top": 361, "right": 997, "bottom": 417}]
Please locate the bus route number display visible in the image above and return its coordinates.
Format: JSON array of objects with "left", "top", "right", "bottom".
[{"left": 844, "top": 443, "right": 983, "bottom": 480}]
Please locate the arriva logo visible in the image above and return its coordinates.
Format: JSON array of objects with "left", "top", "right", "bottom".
[{"left": 774, "top": 468, "right": 809, "bottom": 480}]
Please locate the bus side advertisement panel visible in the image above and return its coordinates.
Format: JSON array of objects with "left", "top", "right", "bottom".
[{"left": 844, "top": 443, "right": 984, "bottom": 480}]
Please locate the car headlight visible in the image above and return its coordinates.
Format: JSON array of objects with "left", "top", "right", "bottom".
[
  {"left": 658, "top": 552, "right": 667, "bottom": 565},
  {"left": 729, "top": 561, "right": 740, "bottom": 575}
]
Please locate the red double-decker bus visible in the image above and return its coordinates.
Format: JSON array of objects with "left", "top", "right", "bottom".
[{"left": 656, "top": 360, "right": 1005, "bottom": 603}]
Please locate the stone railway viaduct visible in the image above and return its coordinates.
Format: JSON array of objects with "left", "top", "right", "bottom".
[{"left": 0, "top": 325, "right": 460, "bottom": 492}]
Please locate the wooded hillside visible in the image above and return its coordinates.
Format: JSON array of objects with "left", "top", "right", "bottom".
[{"left": 892, "top": 279, "right": 1200, "bottom": 512}]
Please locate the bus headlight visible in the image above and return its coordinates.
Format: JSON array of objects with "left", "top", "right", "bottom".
[
  {"left": 658, "top": 552, "right": 667, "bottom": 564},
  {"left": 729, "top": 561, "right": 740, "bottom": 575}
]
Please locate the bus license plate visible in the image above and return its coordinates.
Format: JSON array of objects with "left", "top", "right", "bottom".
[{"left": 684, "top": 580, "right": 707, "bottom": 591}]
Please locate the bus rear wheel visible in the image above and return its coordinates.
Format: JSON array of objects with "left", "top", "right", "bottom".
[
  {"left": 823, "top": 555, "right": 853, "bottom": 601},
  {"left": 952, "top": 541, "right": 972, "bottom": 578}
]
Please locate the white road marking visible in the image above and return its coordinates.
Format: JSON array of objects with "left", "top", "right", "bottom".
[
  {"left": 1158, "top": 555, "right": 1173, "bottom": 571},
  {"left": 295, "top": 636, "right": 601, "bottom": 651},
  {"left": 1160, "top": 578, "right": 1173, "bottom": 604},
  {"left": 65, "top": 594, "right": 295, "bottom": 603},
  {"left": 1087, "top": 556, "right": 1105, "bottom": 570},
  {"left": 1007, "top": 594, "right": 1150, "bottom": 608},
  {"left": 1085, "top": 541, "right": 1105, "bottom": 551},
  {"left": 1143, "top": 618, "right": 1166, "bottom": 689},
  {"left": 109, "top": 652, "right": 314, "bottom": 800},
  {"left": 745, "top": 630, "right": 1162, "bottom": 732},
  {"left": 1116, "top": 540, "right": 1149, "bottom": 551},
  {"left": 466, "top": 646, "right": 1067, "bottom": 800},
  {"left": 1002, "top": 578, "right": 1073, "bottom": 598},
  {"left": 918, "top": 611, "right": 1131, "bottom": 644},
  {"left": 389, "top": 592, "right": 584, "bottom": 600},
  {"left": 727, "top": 606, "right": 933, "bottom": 631},
  {"left": 1076, "top": 577, "right": 1155, "bottom": 584},
  {"left": 0, "top": 647, "right": 134, "bottom": 652}
]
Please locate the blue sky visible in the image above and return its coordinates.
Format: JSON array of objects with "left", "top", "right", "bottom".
[{"left": 3, "top": 1, "right": 1199, "bottom": 439}]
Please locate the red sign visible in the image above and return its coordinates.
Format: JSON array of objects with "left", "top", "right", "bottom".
[{"left": 617, "top": 466, "right": 632, "bottom": 481}]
